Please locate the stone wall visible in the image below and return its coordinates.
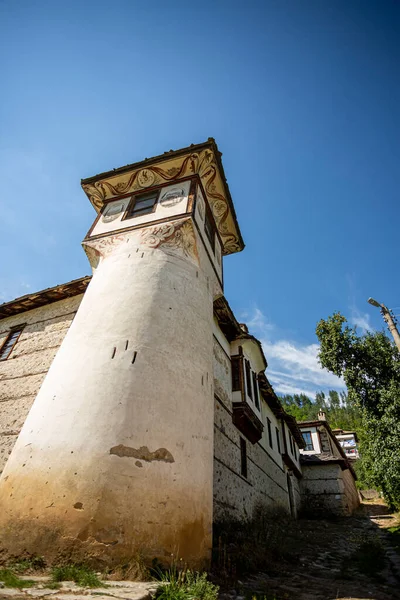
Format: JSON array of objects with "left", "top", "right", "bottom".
[
  {"left": 0, "top": 295, "right": 84, "bottom": 474},
  {"left": 212, "top": 334, "right": 291, "bottom": 521},
  {"left": 341, "top": 466, "right": 360, "bottom": 514},
  {"left": 300, "top": 464, "right": 359, "bottom": 516},
  {"left": 213, "top": 396, "right": 292, "bottom": 520}
]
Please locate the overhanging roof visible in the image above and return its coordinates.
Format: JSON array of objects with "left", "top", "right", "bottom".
[
  {"left": 81, "top": 138, "right": 244, "bottom": 256},
  {"left": 0, "top": 276, "right": 91, "bottom": 321}
]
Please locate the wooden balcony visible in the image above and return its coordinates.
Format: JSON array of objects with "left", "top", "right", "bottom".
[{"left": 232, "top": 401, "right": 264, "bottom": 444}]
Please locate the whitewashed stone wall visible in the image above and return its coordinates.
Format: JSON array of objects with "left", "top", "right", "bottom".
[{"left": 0, "top": 295, "right": 84, "bottom": 474}]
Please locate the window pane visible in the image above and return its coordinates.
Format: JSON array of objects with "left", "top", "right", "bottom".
[
  {"left": 132, "top": 206, "right": 154, "bottom": 217},
  {"left": 302, "top": 432, "right": 314, "bottom": 451},
  {"left": 245, "top": 360, "right": 252, "bottom": 400},
  {"left": 232, "top": 357, "right": 241, "bottom": 392},
  {"left": 126, "top": 192, "right": 158, "bottom": 219},
  {"left": 0, "top": 327, "right": 23, "bottom": 361},
  {"left": 134, "top": 197, "right": 156, "bottom": 210}
]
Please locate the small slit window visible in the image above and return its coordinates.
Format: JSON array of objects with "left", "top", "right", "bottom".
[
  {"left": 125, "top": 191, "right": 158, "bottom": 219},
  {"left": 276, "top": 427, "right": 281, "bottom": 454},
  {"left": 252, "top": 371, "right": 260, "bottom": 410},
  {"left": 204, "top": 210, "right": 215, "bottom": 252},
  {"left": 0, "top": 326, "right": 24, "bottom": 361},
  {"left": 267, "top": 417, "right": 273, "bottom": 449},
  {"left": 240, "top": 437, "right": 247, "bottom": 478}
]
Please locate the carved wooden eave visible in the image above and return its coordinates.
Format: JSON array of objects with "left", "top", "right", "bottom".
[
  {"left": 81, "top": 138, "right": 244, "bottom": 256},
  {"left": 0, "top": 276, "right": 91, "bottom": 321},
  {"left": 232, "top": 402, "right": 264, "bottom": 444}
]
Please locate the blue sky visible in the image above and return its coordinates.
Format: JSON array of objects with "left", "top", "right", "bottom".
[{"left": 1, "top": 0, "right": 399, "bottom": 398}]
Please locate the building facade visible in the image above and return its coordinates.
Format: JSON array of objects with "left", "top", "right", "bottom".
[
  {"left": 0, "top": 140, "right": 304, "bottom": 568},
  {"left": 298, "top": 412, "right": 360, "bottom": 516},
  {"left": 332, "top": 429, "right": 360, "bottom": 460}
]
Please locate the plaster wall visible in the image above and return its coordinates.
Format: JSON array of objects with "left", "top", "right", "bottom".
[
  {"left": 0, "top": 295, "right": 83, "bottom": 475},
  {"left": 0, "top": 218, "right": 217, "bottom": 568}
]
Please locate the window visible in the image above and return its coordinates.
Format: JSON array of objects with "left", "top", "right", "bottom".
[
  {"left": 252, "top": 371, "right": 260, "bottom": 410},
  {"left": 125, "top": 191, "right": 158, "bottom": 219},
  {"left": 289, "top": 434, "right": 294, "bottom": 455},
  {"left": 240, "top": 437, "right": 247, "bottom": 478},
  {"left": 204, "top": 209, "right": 215, "bottom": 252},
  {"left": 276, "top": 427, "right": 281, "bottom": 454},
  {"left": 302, "top": 432, "right": 314, "bottom": 451},
  {"left": 231, "top": 356, "right": 241, "bottom": 392},
  {"left": 245, "top": 359, "right": 253, "bottom": 401},
  {"left": 0, "top": 326, "right": 24, "bottom": 361},
  {"left": 267, "top": 418, "right": 273, "bottom": 449}
]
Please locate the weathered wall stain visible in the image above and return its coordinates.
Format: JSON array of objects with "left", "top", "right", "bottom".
[{"left": 110, "top": 444, "right": 174, "bottom": 463}]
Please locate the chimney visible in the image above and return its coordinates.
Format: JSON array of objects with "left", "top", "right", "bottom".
[{"left": 318, "top": 409, "right": 326, "bottom": 421}]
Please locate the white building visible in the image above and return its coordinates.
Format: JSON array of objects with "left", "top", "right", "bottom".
[
  {"left": 332, "top": 429, "right": 360, "bottom": 460},
  {"left": 0, "top": 139, "right": 304, "bottom": 568},
  {"left": 298, "top": 411, "right": 360, "bottom": 516}
]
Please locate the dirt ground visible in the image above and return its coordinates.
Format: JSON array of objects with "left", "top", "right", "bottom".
[{"left": 223, "top": 500, "right": 400, "bottom": 600}]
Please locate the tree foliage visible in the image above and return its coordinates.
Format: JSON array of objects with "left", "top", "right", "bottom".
[
  {"left": 280, "top": 389, "right": 361, "bottom": 430},
  {"left": 316, "top": 312, "right": 400, "bottom": 509}
]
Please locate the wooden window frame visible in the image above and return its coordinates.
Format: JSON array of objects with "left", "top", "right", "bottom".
[
  {"left": 245, "top": 359, "right": 253, "bottom": 401},
  {"left": 240, "top": 437, "right": 247, "bottom": 478},
  {"left": 267, "top": 417, "right": 273, "bottom": 449},
  {"left": 122, "top": 189, "right": 160, "bottom": 221},
  {"left": 0, "top": 325, "right": 25, "bottom": 361},
  {"left": 252, "top": 371, "right": 260, "bottom": 410}
]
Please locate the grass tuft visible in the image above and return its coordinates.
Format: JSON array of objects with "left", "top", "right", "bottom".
[
  {"left": 0, "top": 568, "right": 36, "bottom": 589},
  {"left": 51, "top": 564, "right": 104, "bottom": 587},
  {"left": 10, "top": 556, "right": 46, "bottom": 573},
  {"left": 153, "top": 564, "right": 218, "bottom": 600}
]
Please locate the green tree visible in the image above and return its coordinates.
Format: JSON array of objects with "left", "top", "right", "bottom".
[{"left": 316, "top": 312, "right": 400, "bottom": 509}]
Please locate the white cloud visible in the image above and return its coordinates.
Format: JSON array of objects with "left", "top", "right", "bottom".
[
  {"left": 246, "top": 307, "right": 274, "bottom": 333},
  {"left": 244, "top": 308, "right": 346, "bottom": 399},
  {"left": 350, "top": 310, "right": 374, "bottom": 334}
]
